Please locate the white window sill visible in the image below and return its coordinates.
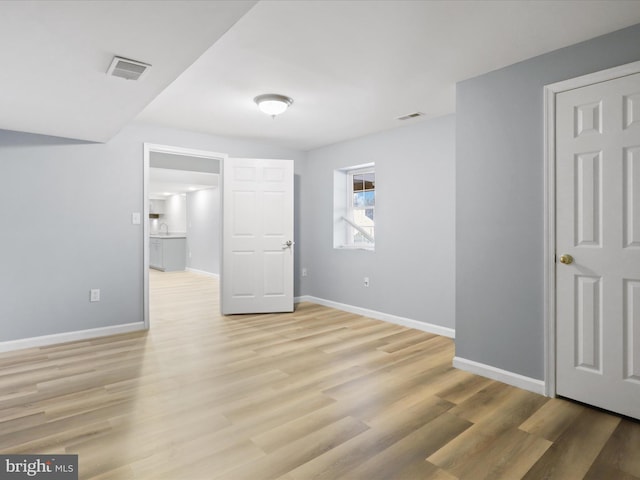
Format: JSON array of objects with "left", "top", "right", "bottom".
[{"left": 335, "top": 245, "right": 375, "bottom": 252}]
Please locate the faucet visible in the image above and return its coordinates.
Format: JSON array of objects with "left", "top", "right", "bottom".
[{"left": 159, "top": 223, "right": 169, "bottom": 235}]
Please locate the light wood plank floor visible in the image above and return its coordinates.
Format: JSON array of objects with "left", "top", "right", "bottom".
[{"left": 1, "top": 270, "right": 639, "bottom": 479}]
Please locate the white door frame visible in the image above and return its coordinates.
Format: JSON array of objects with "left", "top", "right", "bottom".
[
  {"left": 143, "top": 143, "right": 227, "bottom": 329},
  {"left": 543, "top": 60, "right": 640, "bottom": 397}
]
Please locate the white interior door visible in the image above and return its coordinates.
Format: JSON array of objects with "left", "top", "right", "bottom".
[
  {"left": 556, "top": 72, "right": 640, "bottom": 419},
  {"left": 221, "top": 158, "right": 294, "bottom": 315}
]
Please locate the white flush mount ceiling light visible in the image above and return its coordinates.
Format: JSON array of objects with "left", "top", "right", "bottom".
[{"left": 254, "top": 94, "right": 293, "bottom": 118}]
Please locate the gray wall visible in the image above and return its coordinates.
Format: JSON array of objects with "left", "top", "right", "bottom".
[
  {"left": 163, "top": 194, "right": 187, "bottom": 233},
  {"left": 0, "top": 122, "right": 305, "bottom": 343},
  {"left": 456, "top": 24, "right": 640, "bottom": 380},
  {"left": 0, "top": 131, "right": 143, "bottom": 340},
  {"left": 302, "top": 115, "right": 455, "bottom": 329},
  {"left": 187, "top": 187, "right": 221, "bottom": 275}
]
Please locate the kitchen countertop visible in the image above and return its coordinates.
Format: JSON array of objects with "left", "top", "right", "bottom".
[{"left": 150, "top": 233, "right": 187, "bottom": 239}]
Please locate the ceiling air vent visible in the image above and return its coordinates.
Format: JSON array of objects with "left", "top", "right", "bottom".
[
  {"left": 107, "top": 56, "right": 151, "bottom": 81},
  {"left": 396, "top": 112, "right": 425, "bottom": 121}
]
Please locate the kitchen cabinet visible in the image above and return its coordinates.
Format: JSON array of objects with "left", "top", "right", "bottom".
[
  {"left": 150, "top": 238, "right": 163, "bottom": 269},
  {"left": 150, "top": 236, "right": 186, "bottom": 272},
  {"left": 149, "top": 199, "right": 166, "bottom": 214}
]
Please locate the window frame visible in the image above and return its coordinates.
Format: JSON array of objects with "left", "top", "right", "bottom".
[
  {"left": 333, "top": 163, "right": 375, "bottom": 251},
  {"left": 346, "top": 166, "right": 375, "bottom": 248}
]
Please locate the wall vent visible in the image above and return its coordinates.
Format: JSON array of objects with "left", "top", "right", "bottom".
[
  {"left": 396, "top": 112, "right": 425, "bottom": 121},
  {"left": 107, "top": 56, "right": 151, "bottom": 81}
]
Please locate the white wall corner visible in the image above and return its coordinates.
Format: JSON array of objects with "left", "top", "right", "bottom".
[
  {"left": 0, "top": 323, "right": 147, "bottom": 354},
  {"left": 295, "top": 295, "right": 455, "bottom": 338},
  {"left": 453, "top": 356, "right": 546, "bottom": 396}
]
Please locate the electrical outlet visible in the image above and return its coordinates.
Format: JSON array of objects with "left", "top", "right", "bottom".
[
  {"left": 364, "top": 277, "right": 370, "bottom": 287},
  {"left": 90, "top": 289, "right": 100, "bottom": 302},
  {"left": 132, "top": 212, "right": 141, "bottom": 224},
  {"left": 302, "top": 268, "right": 308, "bottom": 277}
]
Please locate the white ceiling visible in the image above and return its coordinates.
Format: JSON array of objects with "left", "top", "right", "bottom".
[
  {"left": 0, "top": 0, "right": 255, "bottom": 142},
  {"left": 2, "top": 1, "right": 640, "bottom": 150},
  {"left": 149, "top": 168, "right": 218, "bottom": 198},
  {"left": 136, "top": 0, "right": 640, "bottom": 150}
]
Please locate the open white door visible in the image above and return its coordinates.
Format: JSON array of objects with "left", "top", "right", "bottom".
[
  {"left": 555, "top": 71, "right": 640, "bottom": 419},
  {"left": 221, "top": 158, "right": 294, "bottom": 314}
]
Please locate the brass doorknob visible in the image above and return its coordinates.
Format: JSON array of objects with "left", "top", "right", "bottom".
[{"left": 559, "top": 254, "right": 574, "bottom": 265}]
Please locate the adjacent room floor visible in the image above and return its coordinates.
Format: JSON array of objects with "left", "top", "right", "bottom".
[{"left": 0, "top": 270, "right": 638, "bottom": 479}]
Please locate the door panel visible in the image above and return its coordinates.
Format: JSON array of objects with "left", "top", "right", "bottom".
[
  {"left": 624, "top": 93, "right": 640, "bottom": 128},
  {"left": 232, "top": 191, "right": 257, "bottom": 235},
  {"left": 556, "top": 72, "right": 640, "bottom": 419},
  {"left": 624, "top": 147, "right": 640, "bottom": 247},
  {"left": 574, "top": 275, "right": 602, "bottom": 372},
  {"left": 574, "top": 151, "right": 602, "bottom": 246},
  {"left": 263, "top": 251, "right": 286, "bottom": 296},
  {"left": 263, "top": 192, "right": 285, "bottom": 235},
  {"left": 221, "top": 158, "right": 294, "bottom": 314},
  {"left": 231, "top": 252, "right": 255, "bottom": 297},
  {"left": 624, "top": 279, "right": 640, "bottom": 381}
]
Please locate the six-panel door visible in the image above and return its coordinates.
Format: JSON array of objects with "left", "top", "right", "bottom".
[
  {"left": 221, "top": 158, "right": 294, "bottom": 314},
  {"left": 556, "top": 72, "right": 640, "bottom": 419}
]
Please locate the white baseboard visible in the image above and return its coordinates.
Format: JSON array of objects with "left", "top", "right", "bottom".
[
  {"left": 453, "top": 356, "right": 546, "bottom": 395},
  {"left": 295, "top": 295, "right": 455, "bottom": 338},
  {"left": 0, "top": 322, "right": 147, "bottom": 354},
  {"left": 186, "top": 268, "right": 219, "bottom": 278}
]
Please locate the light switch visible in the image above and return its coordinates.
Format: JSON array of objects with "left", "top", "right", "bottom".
[
  {"left": 132, "top": 212, "right": 141, "bottom": 225},
  {"left": 90, "top": 289, "right": 100, "bottom": 302}
]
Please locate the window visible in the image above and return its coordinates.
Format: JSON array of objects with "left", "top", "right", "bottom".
[
  {"left": 347, "top": 168, "right": 375, "bottom": 246},
  {"left": 334, "top": 164, "right": 375, "bottom": 250}
]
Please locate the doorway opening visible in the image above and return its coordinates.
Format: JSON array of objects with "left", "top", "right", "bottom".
[{"left": 143, "top": 143, "right": 227, "bottom": 329}]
